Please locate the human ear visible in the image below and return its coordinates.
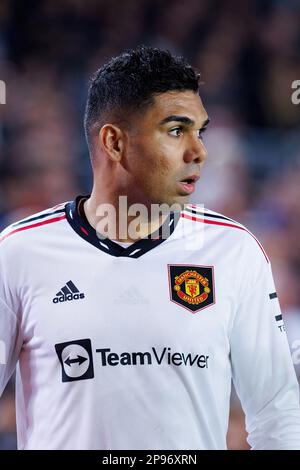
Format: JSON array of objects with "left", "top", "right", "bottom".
[{"left": 99, "top": 124, "right": 125, "bottom": 162}]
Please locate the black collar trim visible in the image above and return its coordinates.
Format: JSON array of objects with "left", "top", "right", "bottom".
[{"left": 65, "top": 196, "right": 180, "bottom": 258}]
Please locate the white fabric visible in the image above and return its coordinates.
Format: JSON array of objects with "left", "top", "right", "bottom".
[{"left": 0, "top": 202, "right": 300, "bottom": 450}]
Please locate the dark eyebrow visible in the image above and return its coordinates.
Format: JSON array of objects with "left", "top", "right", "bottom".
[
  {"left": 201, "top": 117, "right": 210, "bottom": 128},
  {"left": 159, "top": 115, "right": 210, "bottom": 128}
]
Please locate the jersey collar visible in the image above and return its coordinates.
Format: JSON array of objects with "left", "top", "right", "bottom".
[{"left": 65, "top": 196, "right": 180, "bottom": 258}]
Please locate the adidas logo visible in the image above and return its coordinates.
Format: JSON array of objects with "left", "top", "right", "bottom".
[{"left": 53, "top": 280, "right": 85, "bottom": 304}]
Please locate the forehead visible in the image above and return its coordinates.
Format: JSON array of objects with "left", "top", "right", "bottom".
[{"left": 146, "top": 90, "right": 208, "bottom": 124}]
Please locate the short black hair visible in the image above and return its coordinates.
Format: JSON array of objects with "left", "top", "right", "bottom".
[{"left": 84, "top": 45, "right": 200, "bottom": 145}]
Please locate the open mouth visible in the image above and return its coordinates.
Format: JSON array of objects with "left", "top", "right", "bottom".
[
  {"left": 180, "top": 177, "right": 196, "bottom": 184},
  {"left": 178, "top": 175, "right": 199, "bottom": 195}
]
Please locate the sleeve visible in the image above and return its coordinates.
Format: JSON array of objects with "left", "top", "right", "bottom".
[
  {"left": 230, "top": 239, "right": 300, "bottom": 450},
  {"left": 0, "top": 238, "right": 23, "bottom": 397},
  {"left": 0, "top": 296, "right": 23, "bottom": 396}
]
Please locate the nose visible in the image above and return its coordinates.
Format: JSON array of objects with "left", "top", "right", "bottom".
[{"left": 183, "top": 135, "right": 207, "bottom": 164}]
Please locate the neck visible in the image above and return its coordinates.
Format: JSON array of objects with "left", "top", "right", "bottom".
[{"left": 83, "top": 192, "right": 168, "bottom": 243}]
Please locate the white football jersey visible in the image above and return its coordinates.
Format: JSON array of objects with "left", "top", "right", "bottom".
[{"left": 1, "top": 196, "right": 300, "bottom": 450}]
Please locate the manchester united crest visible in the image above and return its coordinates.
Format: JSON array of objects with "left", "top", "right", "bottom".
[{"left": 168, "top": 265, "right": 215, "bottom": 313}]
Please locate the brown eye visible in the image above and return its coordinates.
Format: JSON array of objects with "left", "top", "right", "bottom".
[{"left": 169, "top": 127, "right": 182, "bottom": 137}]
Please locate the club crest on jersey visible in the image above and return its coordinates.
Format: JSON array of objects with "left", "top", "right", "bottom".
[{"left": 168, "top": 265, "right": 215, "bottom": 313}]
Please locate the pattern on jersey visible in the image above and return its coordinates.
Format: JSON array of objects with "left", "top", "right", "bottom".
[
  {"left": 181, "top": 204, "right": 269, "bottom": 263},
  {"left": 0, "top": 204, "right": 67, "bottom": 242},
  {"left": 168, "top": 264, "right": 215, "bottom": 313}
]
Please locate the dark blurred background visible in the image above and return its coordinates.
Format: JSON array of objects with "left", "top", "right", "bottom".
[{"left": 0, "top": 0, "right": 300, "bottom": 450}]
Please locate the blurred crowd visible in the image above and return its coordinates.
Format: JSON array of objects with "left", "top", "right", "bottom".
[{"left": 0, "top": 0, "right": 300, "bottom": 450}]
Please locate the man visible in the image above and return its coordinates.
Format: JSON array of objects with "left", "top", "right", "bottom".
[{"left": 0, "top": 46, "right": 300, "bottom": 450}]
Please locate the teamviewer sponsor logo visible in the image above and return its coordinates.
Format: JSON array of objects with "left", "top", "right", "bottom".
[
  {"left": 55, "top": 338, "right": 94, "bottom": 382},
  {"left": 95, "top": 347, "right": 209, "bottom": 368},
  {"left": 53, "top": 280, "right": 85, "bottom": 303},
  {"left": 55, "top": 338, "right": 209, "bottom": 383}
]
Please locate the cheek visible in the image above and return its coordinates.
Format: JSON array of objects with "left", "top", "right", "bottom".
[
  {"left": 128, "top": 136, "right": 177, "bottom": 184},
  {"left": 157, "top": 138, "right": 183, "bottom": 170},
  {"left": 145, "top": 155, "right": 174, "bottom": 188},
  {"left": 136, "top": 148, "right": 172, "bottom": 177},
  {"left": 149, "top": 139, "right": 178, "bottom": 174}
]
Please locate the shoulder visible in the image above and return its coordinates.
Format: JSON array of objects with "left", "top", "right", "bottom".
[
  {"left": 181, "top": 204, "right": 269, "bottom": 264},
  {"left": 0, "top": 201, "right": 69, "bottom": 247}
]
